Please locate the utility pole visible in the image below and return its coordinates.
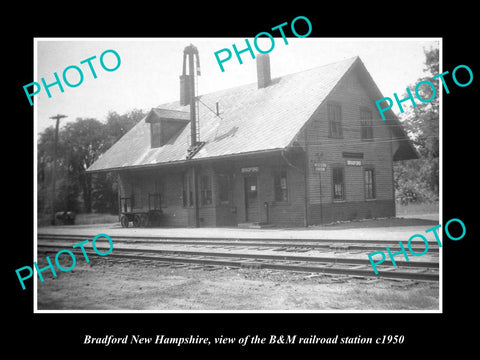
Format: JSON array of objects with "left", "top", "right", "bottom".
[{"left": 50, "top": 114, "right": 67, "bottom": 225}]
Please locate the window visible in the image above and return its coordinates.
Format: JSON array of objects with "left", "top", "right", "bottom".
[
  {"left": 182, "top": 174, "right": 188, "bottom": 207},
  {"left": 328, "top": 103, "right": 342, "bottom": 138},
  {"left": 274, "top": 170, "right": 288, "bottom": 202},
  {"left": 182, "top": 173, "right": 194, "bottom": 207},
  {"left": 151, "top": 122, "right": 162, "bottom": 148},
  {"left": 360, "top": 109, "right": 373, "bottom": 140},
  {"left": 130, "top": 185, "right": 136, "bottom": 209},
  {"left": 150, "top": 179, "right": 163, "bottom": 209},
  {"left": 131, "top": 183, "right": 142, "bottom": 209},
  {"left": 120, "top": 197, "right": 132, "bottom": 213},
  {"left": 364, "top": 169, "right": 376, "bottom": 199},
  {"left": 200, "top": 175, "right": 212, "bottom": 206},
  {"left": 217, "top": 174, "right": 232, "bottom": 204},
  {"left": 332, "top": 167, "right": 345, "bottom": 201}
]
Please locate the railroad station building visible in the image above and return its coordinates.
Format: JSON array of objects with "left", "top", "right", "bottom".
[{"left": 87, "top": 54, "right": 417, "bottom": 228}]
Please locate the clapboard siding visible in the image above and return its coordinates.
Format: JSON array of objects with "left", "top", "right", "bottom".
[
  {"left": 309, "top": 200, "right": 395, "bottom": 225},
  {"left": 223, "top": 154, "right": 306, "bottom": 227},
  {"left": 267, "top": 165, "right": 306, "bottom": 227},
  {"left": 299, "top": 67, "right": 396, "bottom": 224},
  {"left": 114, "top": 60, "right": 404, "bottom": 227}
]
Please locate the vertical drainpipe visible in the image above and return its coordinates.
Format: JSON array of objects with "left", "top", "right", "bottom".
[
  {"left": 303, "top": 129, "right": 310, "bottom": 227},
  {"left": 389, "top": 126, "right": 396, "bottom": 217},
  {"left": 318, "top": 158, "right": 323, "bottom": 225},
  {"left": 192, "top": 165, "right": 200, "bottom": 227},
  {"left": 117, "top": 172, "right": 121, "bottom": 222}
]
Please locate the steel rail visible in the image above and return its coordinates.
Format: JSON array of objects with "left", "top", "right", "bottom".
[
  {"left": 37, "top": 234, "right": 439, "bottom": 252},
  {"left": 37, "top": 243, "right": 438, "bottom": 268},
  {"left": 37, "top": 244, "right": 439, "bottom": 282}
]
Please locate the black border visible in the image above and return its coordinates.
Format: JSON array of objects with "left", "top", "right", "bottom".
[{"left": 7, "top": 6, "right": 478, "bottom": 355}]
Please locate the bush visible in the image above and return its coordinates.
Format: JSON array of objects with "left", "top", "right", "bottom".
[
  {"left": 395, "top": 179, "right": 438, "bottom": 205},
  {"left": 394, "top": 158, "right": 438, "bottom": 205}
]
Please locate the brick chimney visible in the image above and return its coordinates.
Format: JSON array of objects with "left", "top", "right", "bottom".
[{"left": 256, "top": 54, "right": 271, "bottom": 89}]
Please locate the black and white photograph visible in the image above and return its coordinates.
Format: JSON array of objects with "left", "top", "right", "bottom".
[
  {"left": 7, "top": 8, "right": 477, "bottom": 355},
  {"left": 33, "top": 37, "right": 441, "bottom": 313}
]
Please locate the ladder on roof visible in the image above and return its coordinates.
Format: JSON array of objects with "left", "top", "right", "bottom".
[
  {"left": 186, "top": 141, "right": 205, "bottom": 159},
  {"left": 193, "top": 72, "right": 201, "bottom": 145}
]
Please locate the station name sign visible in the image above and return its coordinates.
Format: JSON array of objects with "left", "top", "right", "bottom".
[
  {"left": 313, "top": 162, "right": 327, "bottom": 172},
  {"left": 241, "top": 166, "right": 259, "bottom": 173},
  {"left": 346, "top": 160, "right": 362, "bottom": 166}
]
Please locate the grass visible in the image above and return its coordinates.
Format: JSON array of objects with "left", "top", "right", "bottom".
[
  {"left": 37, "top": 212, "right": 118, "bottom": 226},
  {"left": 395, "top": 201, "right": 439, "bottom": 216},
  {"left": 37, "top": 261, "right": 439, "bottom": 310},
  {"left": 342, "top": 283, "right": 438, "bottom": 310}
]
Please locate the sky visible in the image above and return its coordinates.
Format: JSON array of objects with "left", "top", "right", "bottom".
[{"left": 34, "top": 38, "right": 440, "bottom": 135}]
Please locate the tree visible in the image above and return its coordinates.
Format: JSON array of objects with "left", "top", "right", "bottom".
[
  {"left": 394, "top": 47, "right": 439, "bottom": 204},
  {"left": 91, "top": 109, "right": 145, "bottom": 213},
  {"left": 105, "top": 109, "right": 146, "bottom": 143},
  {"left": 37, "top": 109, "right": 147, "bottom": 217},
  {"left": 37, "top": 125, "right": 81, "bottom": 213},
  {"left": 62, "top": 118, "right": 108, "bottom": 213}
]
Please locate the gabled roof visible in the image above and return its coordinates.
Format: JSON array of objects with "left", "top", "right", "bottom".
[{"left": 87, "top": 56, "right": 417, "bottom": 173}]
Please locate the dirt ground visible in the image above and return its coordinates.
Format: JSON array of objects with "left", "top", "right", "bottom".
[{"left": 36, "top": 257, "right": 439, "bottom": 311}]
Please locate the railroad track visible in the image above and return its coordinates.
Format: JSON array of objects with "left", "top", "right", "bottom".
[
  {"left": 37, "top": 234, "right": 439, "bottom": 282},
  {"left": 37, "top": 233, "right": 439, "bottom": 252}
]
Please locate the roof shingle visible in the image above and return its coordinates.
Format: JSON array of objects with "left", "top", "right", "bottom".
[{"left": 88, "top": 56, "right": 412, "bottom": 172}]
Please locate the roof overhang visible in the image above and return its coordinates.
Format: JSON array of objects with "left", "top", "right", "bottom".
[{"left": 86, "top": 148, "right": 284, "bottom": 174}]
